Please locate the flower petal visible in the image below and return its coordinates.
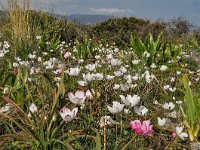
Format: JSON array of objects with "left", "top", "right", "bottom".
[{"left": 75, "top": 90, "right": 85, "bottom": 99}]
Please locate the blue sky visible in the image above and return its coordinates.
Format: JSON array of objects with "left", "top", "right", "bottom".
[{"left": 1, "top": 0, "right": 200, "bottom": 26}]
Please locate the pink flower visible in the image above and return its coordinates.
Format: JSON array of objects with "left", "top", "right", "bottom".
[
  {"left": 64, "top": 52, "right": 71, "bottom": 59},
  {"left": 130, "top": 120, "right": 154, "bottom": 135},
  {"left": 172, "top": 132, "right": 177, "bottom": 138},
  {"left": 60, "top": 107, "right": 78, "bottom": 121},
  {"left": 68, "top": 90, "right": 86, "bottom": 105},
  {"left": 130, "top": 120, "right": 143, "bottom": 135}
]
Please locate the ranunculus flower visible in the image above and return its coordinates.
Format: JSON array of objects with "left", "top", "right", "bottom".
[
  {"left": 67, "top": 67, "right": 81, "bottom": 76},
  {"left": 29, "top": 103, "right": 38, "bottom": 113},
  {"left": 0, "top": 103, "right": 12, "bottom": 113},
  {"left": 86, "top": 89, "right": 95, "bottom": 99},
  {"left": 130, "top": 120, "right": 154, "bottom": 135},
  {"left": 120, "top": 94, "right": 140, "bottom": 107},
  {"left": 162, "top": 102, "right": 175, "bottom": 110},
  {"left": 64, "top": 52, "right": 71, "bottom": 59},
  {"left": 77, "top": 80, "right": 88, "bottom": 86},
  {"left": 107, "top": 101, "right": 124, "bottom": 114},
  {"left": 85, "top": 64, "right": 96, "bottom": 72},
  {"left": 160, "top": 65, "right": 168, "bottom": 71},
  {"left": 110, "top": 58, "right": 122, "bottom": 66},
  {"left": 83, "top": 73, "right": 95, "bottom": 82},
  {"left": 172, "top": 132, "right": 177, "bottom": 138},
  {"left": 157, "top": 117, "right": 166, "bottom": 126},
  {"left": 132, "top": 60, "right": 140, "bottom": 65},
  {"left": 68, "top": 90, "right": 86, "bottom": 105},
  {"left": 134, "top": 106, "right": 148, "bottom": 116},
  {"left": 175, "top": 126, "right": 188, "bottom": 140},
  {"left": 60, "top": 107, "right": 78, "bottom": 122},
  {"left": 106, "top": 75, "right": 115, "bottom": 80},
  {"left": 144, "top": 71, "right": 155, "bottom": 83}
]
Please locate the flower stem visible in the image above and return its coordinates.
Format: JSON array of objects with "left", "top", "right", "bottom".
[{"left": 121, "top": 135, "right": 136, "bottom": 150}]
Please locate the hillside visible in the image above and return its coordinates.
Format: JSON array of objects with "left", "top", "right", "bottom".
[{"left": 67, "top": 14, "right": 115, "bottom": 24}]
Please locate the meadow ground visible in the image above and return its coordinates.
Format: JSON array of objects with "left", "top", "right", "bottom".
[{"left": 0, "top": 2, "right": 200, "bottom": 149}]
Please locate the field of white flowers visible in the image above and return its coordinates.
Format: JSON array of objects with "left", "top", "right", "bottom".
[{"left": 0, "top": 28, "right": 199, "bottom": 149}]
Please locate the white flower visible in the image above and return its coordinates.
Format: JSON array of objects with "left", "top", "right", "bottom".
[
  {"left": 124, "top": 75, "right": 132, "bottom": 84},
  {"left": 106, "top": 54, "right": 113, "bottom": 61},
  {"left": 153, "top": 100, "right": 159, "bottom": 105},
  {"left": 170, "top": 77, "right": 176, "bottom": 82},
  {"left": 113, "top": 84, "right": 120, "bottom": 90},
  {"left": 78, "top": 59, "right": 84, "bottom": 64},
  {"left": 168, "top": 110, "right": 177, "bottom": 118},
  {"left": 95, "top": 55, "right": 101, "bottom": 59},
  {"left": 106, "top": 75, "right": 115, "bottom": 80},
  {"left": 157, "top": 117, "right": 166, "bottom": 126},
  {"left": 68, "top": 90, "right": 86, "bottom": 105},
  {"left": 64, "top": 52, "right": 71, "bottom": 59},
  {"left": 67, "top": 67, "right": 81, "bottom": 76},
  {"left": 0, "top": 52, "right": 5, "bottom": 57},
  {"left": 38, "top": 57, "right": 42, "bottom": 62},
  {"left": 86, "top": 89, "right": 94, "bottom": 99},
  {"left": 107, "top": 101, "right": 124, "bottom": 114},
  {"left": 176, "top": 71, "right": 181, "bottom": 75},
  {"left": 85, "top": 64, "right": 96, "bottom": 72},
  {"left": 134, "top": 106, "right": 148, "bottom": 116},
  {"left": 28, "top": 54, "right": 36, "bottom": 59},
  {"left": 0, "top": 103, "right": 12, "bottom": 113},
  {"left": 29, "top": 103, "right": 37, "bottom": 113},
  {"left": 3, "top": 41, "right": 10, "bottom": 49},
  {"left": 13, "top": 62, "right": 19, "bottom": 67},
  {"left": 3, "top": 87, "right": 10, "bottom": 94},
  {"left": 124, "top": 108, "right": 129, "bottom": 114},
  {"left": 93, "top": 73, "right": 104, "bottom": 80},
  {"left": 19, "top": 61, "right": 29, "bottom": 67},
  {"left": 145, "top": 71, "right": 154, "bottom": 83},
  {"left": 110, "top": 58, "right": 122, "bottom": 66},
  {"left": 42, "top": 52, "right": 48, "bottom": 56},
  {"left": 163, "top": 85, "right": 170, "bottom": 90},
  {"left": 132, "top": 60, "right": 140, "bottom": 65},
  {"left": 30, "top": 67, "right": 40, "bottom": 75},
  {"left": 120, "top": 83, "right": 130, "bottom": 91},
  {"left": 78, "top": 81, "right": 88, "bottom": 86},
  {"left": 195, "top": 78, "right": 199, "bottom": 82},
  {"left": 60, "top": 107, "right": 78, "bottom": 122},
  {"left": 162, "top": 102, "right": 175, "bottom": 110},
  {"left": 120, "top": 94, "right": 140, "bottom": 107},
  {"left": 83, "top": 73, "right": 95, "bottom": 82},
  {"left": 53, "top": 69, "right": 62, "bottom": 75},
  {"left": 160, "top": 65, "right": 168, "bottom": 71},
  {"left": 132, "top": 74, "right": 139, "bottom": 81},
  {"left": 143, "top": 51, "right": 150, "bottom": 58},
  {"left": 169, "top": 87, "right": 176, "bottom": 92},
  {"left": 114, "top": 48, "right": 119, "bottom": 53},
  {"left": 54, "top": 77, "right": 61, "bottom": 81},
  {"left": 176, "top": 101, "right": 183, "bottom": 104},
  {"left": 119, "top": 66, "right": 127, "bottom": 73},
  {"left": 176, "top": 126, "right": 188, "bottom": 140},
  {"left": 36, "top": 36, "right": 41, "bottom": 40},
  {"left": 114, "top": 70, "right": 124, "bottom": 77},
  {"left": 130, "top": 84, "right": 138, "bottom": 89},
  {"left": 150, "top": 63, "right": 156, "bottom": 68}
]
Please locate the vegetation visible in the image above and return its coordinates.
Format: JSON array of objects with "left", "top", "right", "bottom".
[{"left": 0, "top": 0, "right": 200, "bottom": 149}]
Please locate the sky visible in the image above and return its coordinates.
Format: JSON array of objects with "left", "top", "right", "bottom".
[{"left": 1, "top": 0, "right": 200, "bottom": 26}]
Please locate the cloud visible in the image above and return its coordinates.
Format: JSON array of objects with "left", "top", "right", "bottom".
[
  {"left": 38, "top": 0, "right": 72, "bottom": 4},
  {"left": 90, "top": 8, "right": 133, "bottom": 15}
]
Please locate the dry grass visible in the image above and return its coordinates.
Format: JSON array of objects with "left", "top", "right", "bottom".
[{"left": 7, "top": 0, "right": 31, "bottom": 55}]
